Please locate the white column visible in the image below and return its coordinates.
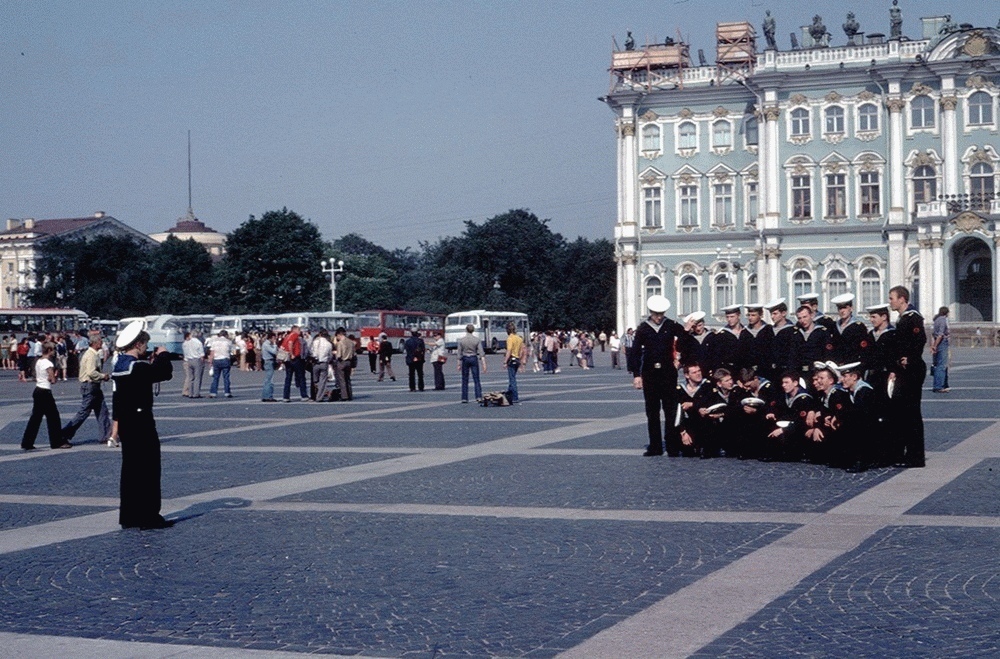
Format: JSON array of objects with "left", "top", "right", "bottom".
[
  {"left": 931, "top": 238, "right": 945, "bottom": 312},
  {"left": 764, "top": 105, "right": 781, "bottom": 229},
  {"left": 767, "top": 243, "right": 782, "bottom": 302},
  {"left": 994, "top": 237, "right": 1000, "bottom": 324},
  {"left": 941, "top": 88, "right": 959, "bottom": 196},
  {"left": 615, "top": 255, "right": 625, "bottom": 334},
  {"left": 887, "top": 97, "right": 906, "bottom": 224},
  {"left": 623, "top": 254, "right": 639, "bottom": 330},
  {"left": 918, "top": 238, "right": 933, "bottom": 317},
  {"left": 620, "top": 111, "right": 638, "bottom": 226},
  {"left": 887, "top": 232, "right": 907, "bottom": 289}
]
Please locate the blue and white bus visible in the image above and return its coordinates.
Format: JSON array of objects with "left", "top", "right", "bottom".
[
  {"left": 116, "top": 315, "right": 187, "bottom": 356},
  {"left": 210, "top": 314, "right": 276, "bottom": 336},
  {"left": 444, "top": 310, "right": 529, "bottom": 353}
]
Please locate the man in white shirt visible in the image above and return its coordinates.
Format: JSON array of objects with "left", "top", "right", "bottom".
[
  {"left": 310, "top": 329, "right": 334, "bottom": 401},
  {"left": 182, "top": 331, "right": 206, "bottom": 398},
  {"left": 207, "top": 330, "right": 234, "bottom": 398}
]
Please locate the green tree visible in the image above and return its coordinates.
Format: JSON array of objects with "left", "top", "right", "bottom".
[
  {"left": 216, "top": 208, "right": 327, "bottom": 313},
  {"left": 148, "top": 235, "right": 217, "bottom": 314}
]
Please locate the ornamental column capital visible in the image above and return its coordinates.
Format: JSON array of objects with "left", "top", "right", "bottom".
[
  {"left": 940, "top": 95, "right": 958, "bottom": 111},
  {"left": 617, "top": 120, "right": 636, "bottom": 137},
  {"left": 763, "top": 106, "right": 781, "bottom": 122},
  {"left": 885, "top": 97, "right": 906, "bottom": 113}
]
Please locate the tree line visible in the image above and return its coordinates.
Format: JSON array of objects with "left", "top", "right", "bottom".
[{"left": 27, "top": 208, "right": 615, "bottom": 330}]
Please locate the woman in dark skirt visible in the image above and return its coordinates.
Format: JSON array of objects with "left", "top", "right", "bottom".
[{"left": 112, "top": 322, "right": 173, "bottom": 530}]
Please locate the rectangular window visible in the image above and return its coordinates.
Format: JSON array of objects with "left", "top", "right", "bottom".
[
  {"left": 643, "top": 187, "right": 662, "bottom": 227},
  {"left": 826, "top": 173, "right": 846, "bottom": 217},
  {"left": 680, "top": 186, "right": 699, "bottom": 227},
  {"left": 860, "top": 172, "right": 880, "bottom": 216},
  {"left": 746, "top": 182, "right": 759, "bottom": 226},
  {"left": 792, "top": 175, "right": 811, "bottom": 218},
  {"left": 713, "top": 183, "right": 733, "bottom": 226},
  {"left": 858, "top": 104, "right": 879, "bottom": 132},
  {"left": 825, "top": 108, "right": 845, "bottom": 134}
]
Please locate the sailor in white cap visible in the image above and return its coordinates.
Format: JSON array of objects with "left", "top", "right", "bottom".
[
  {"left": 111, "top": 320, "right": 174, "bottom": 530},
  {"left": 888, "top": 284, "right": 926, "bottom": 468},
  {"left": 837, "top": 361, "right": 876, "bottom": 473},
  {"left": 764, "top": 297, "right": 795, "bottom": 376},
  {"left": 797, "top": 292, "right": 836, "bottom": 334},
  {"left": 711, "top": 303, "right": 750, "bottom": 373},
  {"left": 805, "top": 360, "right": 850, "bottom": 466},
  {"left": 863, "top": 302, "right": 896, "bottom": 459},
  {"left": 628, "top": 295, "right": 698, "bottom": 456},
  {"left": 684, "top": 310, "right": 713, "bottom": 370},
  {"left": 830, "top": 293, "right": 868, "bottom": 364},
  {"left": 744, "top": 302, "right": 775, "bottom": 381},
  {"left": 790, "top": 300, "right": 834, "bottom": 376}
]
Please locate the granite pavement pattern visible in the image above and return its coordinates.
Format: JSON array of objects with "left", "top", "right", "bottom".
[{"left": 0, "top": 348, "right": 998, "bottom": 657}]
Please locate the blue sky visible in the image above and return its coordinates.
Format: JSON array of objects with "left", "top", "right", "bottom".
[{"left": 3, "top": 1, "right": 996, "bottom": 249}]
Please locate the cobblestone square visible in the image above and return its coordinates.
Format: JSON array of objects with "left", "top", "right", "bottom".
[{"left": 1, "top": 349, "right": 999, "bottom": 657}]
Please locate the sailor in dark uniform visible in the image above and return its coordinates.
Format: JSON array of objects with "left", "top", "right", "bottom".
[
  {"left": 735, "top": 367, "right": 776, "bottom": 460},
  {"left": 675, "top": 362, "right": 710, "bottom": 457},
  {"left": 889, "top": 285, "right": 927, "bottom": 468},
  {"left": 744, "top": 303, "right": 774, "bottom": 381},
  {"left": 830, "top": 293, "right": 869, "bottom": 364},
  {"left": 765, "top": 371, "right": 816, "bottom": 461},
  {"left": 798, "top": 292, "right": 837, "bottom": 335},
  {"left": 695, "top": 368, "right": 741, "bottom": 458},
  {"left": 838, "top": 361, "right": 876, "bottom": 473},
  {"left": 790, "top": 305, "right": 834, "bottom": 377},
  {"left": 628, "top": 295, "right": 696, "bottom": 457},
  {"left": 861, "top": 303, "right": 897, "bottom": 466},
  {"left": 112, "top": 320, "right": 174, "bottom": 530},
  {"left": 685, "top": 311, "right": 713, "bottom": 373},
  {"left": 806, "top": 362, "right": 851, "bottom": 466},
  {"left": 709, "top": 304, "right": 751, "bottom": 373},
  {"left": 765, "top": 298, "right": 796, "bottom": 377}
]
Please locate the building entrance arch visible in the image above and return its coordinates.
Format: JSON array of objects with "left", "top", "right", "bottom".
[{"left": 952, "top": 237, "right": 993, "bottom": 322}]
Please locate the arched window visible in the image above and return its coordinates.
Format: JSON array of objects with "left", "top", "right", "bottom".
[
  {"left": 792, "top": 270, "right": 813, "bottom": 301},
  {"left": 827, "top": 269, "right": 848, "bottom": 301},
  {"left": 714, "top": 274, "right": 734, "bottom": 310},
  {"left": 678, "top": 122, "right": 697, "bottom": 149},
  {"left": 914, "top": 165, "right": 937, "bottom": 205},
  {"left": 645, "top": 276, "right": 663, "bottom": 300},
  {"left": 971, "top": 162, "right": 995, "bottom": 209},
  {"left": 642, "top": 124, "right": 661, "bottom": 151},
  {"left": 860, "top": 268, "right": 882, "bottom": 309},
  {"left": 858, "top": 103, "right": 879, "bottom": 132},
  {"left": 712, "top": 120, "right": 732, "bottom": 148},
  {"left": 791, "top": 108, "right": 810, "bottom": 136},
  {"left": 969, "top": 91, "right": 993, "bottom": 126},
  {"left": 747, "top": 273, "right": 758, "bottom": 305},
  {"left": 824, "top": 106, "right": 845, "bottom": 134},
  {"left": 680, "top": 275, "right": 699, "bottom": 315},
  {"left": 911, "top": 95, "right": 935, "bottom": 128}
]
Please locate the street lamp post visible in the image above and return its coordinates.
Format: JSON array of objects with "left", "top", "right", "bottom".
[{"left": 320, "top": 259, "right": 345, "bottom": 312}]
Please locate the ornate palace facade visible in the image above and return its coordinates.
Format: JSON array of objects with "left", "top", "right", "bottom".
[{"left": 605, "top": 12, "right": 1000, "bottom": 332}]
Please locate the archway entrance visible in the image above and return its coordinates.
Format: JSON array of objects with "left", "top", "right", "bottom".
[{"left": 953, "top": 237, "right": 993, "bottom": 322}]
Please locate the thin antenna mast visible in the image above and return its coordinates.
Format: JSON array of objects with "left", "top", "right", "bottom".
[{"left": 187, "top": 130, "right": 193, "bottom": 215}]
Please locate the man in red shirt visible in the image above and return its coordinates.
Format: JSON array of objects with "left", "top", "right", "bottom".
[{"left": 281, "top": 325, "right": 308, "bottom": 402}]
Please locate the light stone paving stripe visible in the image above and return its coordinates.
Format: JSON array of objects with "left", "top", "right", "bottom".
[
  {"left": 0, "top": 632, "right": 374, "bottom": 658},
  {"left": 558, "top": 421, "right": 1000, "bottom": 659},
  {"left": 0, "top": 494, "right": 118, "bottom": 507}
]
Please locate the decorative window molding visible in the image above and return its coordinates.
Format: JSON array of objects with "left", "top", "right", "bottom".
[
  {"left": 673, "top": 167, "right": 702, "bottom": 231},
  {"left": 639, "top": 166, "right": 667, "bottom": 229},
  {"left": 905, "top": 149, "right": 943, "bottom": 214},
  {"left": 963, "top": 89, "right": 996, "bottom": 132},
  {"left": 788, "top": 107, "right": 812, "bottom": 145},
  {"left": 855, "top": 102, "right": 881, "bottom": 141},
  {"left": 908, "top": 94, "right": 938, "bottom": 134},
  {"left": 711, "top": 118, "right": 733, "bottom": 154},
  {"left": 675, "top": 120, "right": 699, "bottom": 157},
  {"left": 785, "top": 156, "right": 816, "bottom": 224},
  {"left": 640, "top": 123, "right": 662, "bottom": 156},
  {"left": 823, "top": 105, "right": 846, "bottom": 143}
]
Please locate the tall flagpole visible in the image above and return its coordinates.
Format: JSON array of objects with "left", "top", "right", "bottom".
[{"left": 187, "top": 130, "right": 193, "bottom": 215}]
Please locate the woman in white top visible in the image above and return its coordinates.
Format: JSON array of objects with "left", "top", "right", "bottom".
[{"left": 21, "top": 342, "right": 72, "bottom": 450}]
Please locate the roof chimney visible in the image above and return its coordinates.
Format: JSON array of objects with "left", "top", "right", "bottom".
[
  {"left": 23, "top": 218, "right": 35, "bottom": 229},
  {"left": 6, "top": 219, "right": 21, "bottom": 231}
]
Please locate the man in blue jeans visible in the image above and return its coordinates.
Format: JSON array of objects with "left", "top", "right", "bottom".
[
  {"left": 931, "top": 306, "right": 950, "bottom": 393},
  {"left": 503, "top": 322, "right": 526, "bottom": 403},
  {"left": 457, "top": 324, "right": 486, "bottom": 403},
  {"left": 207, "top": 330, "right": 233, "bottom": 398}
]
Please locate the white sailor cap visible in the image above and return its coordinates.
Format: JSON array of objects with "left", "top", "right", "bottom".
[
  {"left": 866, "top": 302, "right": 890, "bottom": 314},
  {"left": 647, "top": 295, "right": 671, "bottom": 313},
  {"left": 797, "top": 292, "right": 819, "bottom": 302},
  {"left": 740, "top": 396, "right": 765, "bottom": 407},
  {"left": 831, "top": 293, "right": 856, "bottom": 307},
  {"left": 115, "top": 320, "right": 144, "bottom": 349},
  {"left": 839, "top": 361, "right": 864, "bottom": 374},
  {"left": 745, "top": 302, "right": 765, "bottom": 312},
  {"left": 720, "top": 303, "right": 742, "bottom": 314},
  {"left": 812, "top": 360, "right": 841, "bottom": 377},
  {"left": 763, "top": 297, "right": 787, "bottom": 311},
  {"left": 685, "top": 310, "right": 707, "bottom": 323}
]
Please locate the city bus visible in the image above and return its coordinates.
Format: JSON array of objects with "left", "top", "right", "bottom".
[
  {"left": 176, "top": 314, "right": 215, "bottom": 336},
  {"left": 272, "top": 311, "right": 359, "bottom": 334},
  {"left": 116, "top": 315, "right": 188, "bottom": 355},
  {"left": 355, "top": 309, "right": 446, "bottom": 353},
  {"left": 444, "top": 310, "right": 530, "bottom": 353},
  {"left": 210, "top": 314, "right": 276, "bottom": 336},
  {"left": 0, "top": 308, "right": 89, "bottom": 337}
]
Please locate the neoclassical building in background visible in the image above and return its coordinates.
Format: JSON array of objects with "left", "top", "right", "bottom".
[{"left": 605, "top": 11, "right": 1000, "bottom": 333}]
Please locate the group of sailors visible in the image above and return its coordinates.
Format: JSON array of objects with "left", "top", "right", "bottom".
[{"left": 628, "top": 286, "right": 927, "bottom": 472}]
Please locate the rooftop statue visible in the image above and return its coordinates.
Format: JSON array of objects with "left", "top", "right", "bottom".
[
  {"left": 843, "top": 12, "right": 860, "bottom": 45},
  {"left": 790, "top": 32, "right": 800, "bottom": 49},
  {"left": 809, "top": 15, "right": 830, "bottom": 47},
  {"left": 941, "top": 15, "right": 958, "bottom": 35},
  {"left": 763, "top": 10, "right": 777, "bottom": 50},
  {"left": 889, "top": 0, "right": 902, "bottom": 38},
  {"left": 624, "top": 31, "right": 635, "bottom": 51}
]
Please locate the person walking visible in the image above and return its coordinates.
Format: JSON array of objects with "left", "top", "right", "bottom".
[
  {"left": 404, "top": 329, "right": 426, "bottom": 392},
  {"left": 60, "top": 332, "right": 113, "bottom": 446},
  {"left": 21, "top": 342, "right": 72, "bottom": 450},
  {"left": 260, "top": 331, "right": 278, "bottom": 401},
  {"left": 377, "top": 333, "right": 396, "bottom": 382},
  {"left": 503, "top": 322, "right": 526, "bottom": 403},
  {"left": 430, "top": 332, "right": 446, "bottom": 390},
  {"left": 458, "top": 324, "right": 486, "bottom": 403},
  {"left": 207, "top": 330, "right": 234, "bottom": 398},
  {"left": 181, "top": 331, "right": 206, "bottom": 398},
  {"left": 366, "top": 336, "right": 379, "bottom": 374},
  {"left": 112, "top": 321, "right": 174, "bottom": 530},
  {"left": 931, "top": 306, "right": 950, "bottom": 393}
]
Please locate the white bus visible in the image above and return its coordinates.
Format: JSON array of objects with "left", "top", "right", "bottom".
[
  {"left": 0, "top": 308, "right": 89, "bottom": 337},
  {"left": 444, "top": 310, "right": 529, "bottom": 353},
  {"left": 273, "top": 311, "right": 359, "bottom": 334},
  {"left": 210, "top": 314, "right": 276, "bottom": 336},
  {"left": 116, "top": 315, "right": 186, "bottom": 355}
]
